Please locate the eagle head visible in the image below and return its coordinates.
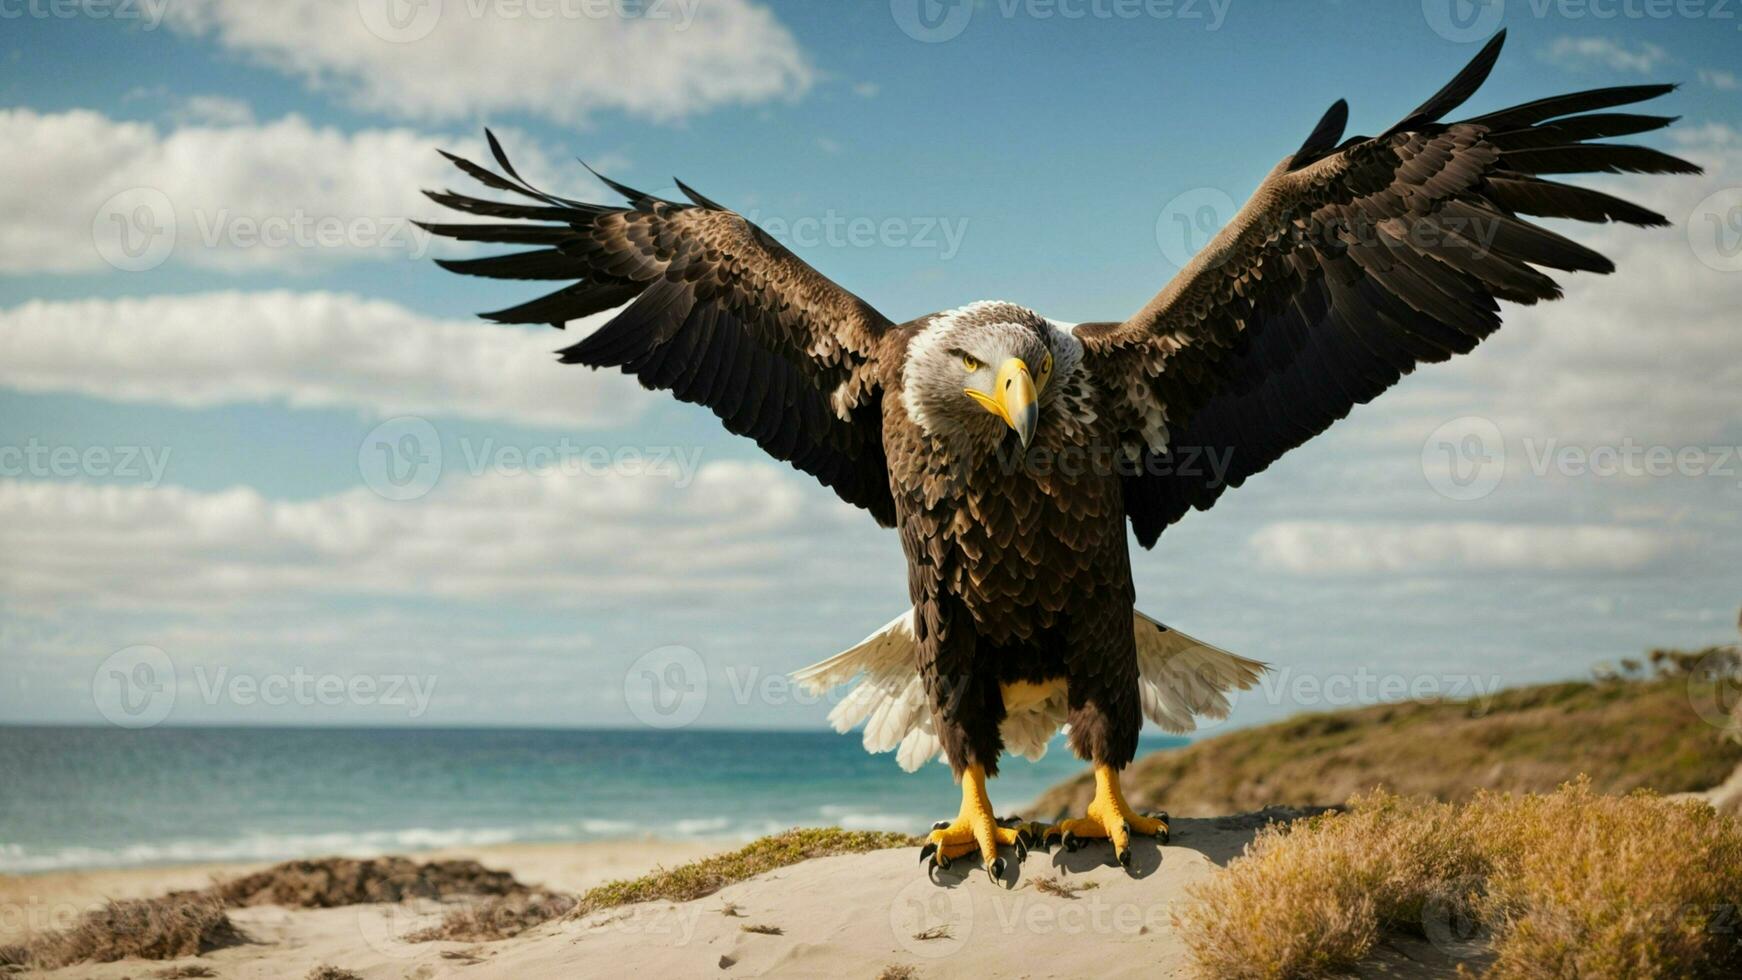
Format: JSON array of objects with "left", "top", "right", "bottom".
[{"left": 901, "top": 301, "right": 1068, "bottom": 452}]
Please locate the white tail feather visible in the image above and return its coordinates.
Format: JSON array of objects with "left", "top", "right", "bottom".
[{"left": 790, "top": 608, "right": 1267, "bottom": 770}]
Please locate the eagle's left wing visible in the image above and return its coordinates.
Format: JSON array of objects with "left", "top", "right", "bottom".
[
  {"left": 1075, "top": 31, "right": 1698, "bottom": 547},
  {"left": 418, "top": 133, "right": 898, "bottom": 525}
]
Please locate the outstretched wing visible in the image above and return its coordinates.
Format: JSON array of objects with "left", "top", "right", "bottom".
[
  {"left": 418, "top": 133, "right": 898, "bottom": 525},
  {"left": 1075, "top": 31, "right": 1699, "bottom": 547}
]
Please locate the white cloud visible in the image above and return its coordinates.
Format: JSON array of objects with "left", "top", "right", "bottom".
[
  {"left": 1250, "top": 521, "right": 1670, "bottom": 575},
  {"left": 161, "top": 0, "right": 813, "bottom": 125},
  {"left": 173, "top": 94, "right": 256, "bottom": 126},
  {"left": 1700, "top": 69, "right": 1740, "bottom": 91},
  {"left": 0, "top": 108, "right": 580, "bottom": 274},
  {"left": 0, "top": 291, "right": 645, "bottom": 429},
  {"left": 851, "top": 81, "right": 880, "bottom": 98},
  {"left": 1542, "top": 37, "right": 1668, "bottom": 74},
  {"left": 0, "top": 462, "right": 856, "bottom": 612},
  {"left": 1359, "top": 126, "right": 1742, "bottom": 450}
]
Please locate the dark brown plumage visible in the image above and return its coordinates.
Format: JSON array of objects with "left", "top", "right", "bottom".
[{"left": 416, "top": 30, "right": 1697, "bottom": 872}]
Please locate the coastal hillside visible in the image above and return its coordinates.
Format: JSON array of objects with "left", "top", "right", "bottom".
[{"left": 1032, "top": 653, "right": 1742, "bottom": 820}]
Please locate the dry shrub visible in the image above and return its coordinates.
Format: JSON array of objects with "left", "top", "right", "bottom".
[
  {"left": 1472, "top": 780, "right": 1742, "bottom": 978},
  {"left": 305, "top": 966, "right": 364, "bottom": 980},
  {"left": 216, "top": 856, "right": 522, "bottom": 908},
  {"left": 406, "top": 890, "right": 577, "bottom": 943},
  {"left": 18, "top": 891, "right": 246, "bottom": 970},
  {"left": 1176, "top": 780, "right": 1742, "bottom": 978},
  {"left": 155, "top": 967, "right": 218, "bottom": 978}
]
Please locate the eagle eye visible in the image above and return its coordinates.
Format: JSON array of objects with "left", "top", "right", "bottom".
[{"left": 960, "top": 353, "right": 981, "bottom": 372}]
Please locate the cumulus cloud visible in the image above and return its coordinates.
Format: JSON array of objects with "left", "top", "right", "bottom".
[
  {"left": 1250, "top": 521, "right": 1671, "bottom": 575},
  {"left": 1542, "top": 37, "right": 1669, "bottom": 74},
  {"left": 161, "top": 0, "right": 812, "bottom": 125},
  {"left": 0, "top": 461, "right": 857, "bottom": 613},
  {"left": 1360, "top": 127, "right": 1742, "bottom": 451},
  {"left": 0, "top": 108, "right": 592, "bottom": 274},
  {"left": 0, "top": 291, "right": 645, "bottom": 429}
]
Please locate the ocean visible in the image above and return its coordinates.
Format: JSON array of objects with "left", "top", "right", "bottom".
[{"left": 0, "top": 726, "right": 1185, "bottom": 874}]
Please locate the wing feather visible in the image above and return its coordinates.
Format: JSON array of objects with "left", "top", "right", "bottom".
[
  {"left": 1076, "top": 31, "right": 1698, "bottom": 546},
  {"left": 420, "top": 134, "right": 897, "bottom": 524}
]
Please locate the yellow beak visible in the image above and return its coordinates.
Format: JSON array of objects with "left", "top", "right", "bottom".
[{"left": 965, "top": 357, "right": 1039, "bottom": 447}]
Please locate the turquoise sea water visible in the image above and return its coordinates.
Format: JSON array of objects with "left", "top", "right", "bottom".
[{"left": 0, "top": 727, "right": 1184, "bottom": 874}]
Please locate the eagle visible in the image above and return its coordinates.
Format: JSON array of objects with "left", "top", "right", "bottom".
[{"left": 417, "top": 31, "right": 1696, "bottom": 881}]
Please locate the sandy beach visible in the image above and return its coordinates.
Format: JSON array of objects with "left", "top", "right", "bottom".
[
  {"left": 0, "top": 812, "right": 1474, "bottom": 979},
  {"left": 0, "top": 839, "right": 725, "bottom": 949}
]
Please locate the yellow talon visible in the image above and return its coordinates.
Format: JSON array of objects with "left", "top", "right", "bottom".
[
  {"left": 922, "top": 764, "right": 1023, "bottom": 877},
  {"left": 1045, "top": 764, "right": 1168, "bottom": 868}
]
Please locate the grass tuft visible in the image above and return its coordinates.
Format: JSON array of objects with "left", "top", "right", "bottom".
[
  {"left": 12, "top": 892, "right": 246, "bottom": 970},
  {"left": 407, "top": 890, "right": 577, "bottom": 943},
  {"left": 1176, "top": 780, "right": 1742, "bottom": 978},
  {"left": 739, "top": 923, "right": 783, "bottom": 935},
  {"left": 568, "top": 828, "right": 917, "bottom": 919},
  {"left": 305, "top": 966, "right": 364, "bottom": 980}
]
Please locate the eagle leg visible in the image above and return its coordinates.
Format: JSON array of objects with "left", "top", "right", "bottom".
[
  {"left": 920, "top": 763, "right": 1025, "bottom": 882},
  {"left": 1041, "top": 764, "right": 1168, "bottom": 872}
]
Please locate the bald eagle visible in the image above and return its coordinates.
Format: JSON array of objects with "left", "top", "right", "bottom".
[{"left": 418, "top": 31, "right": 1697, "bottom": 880}]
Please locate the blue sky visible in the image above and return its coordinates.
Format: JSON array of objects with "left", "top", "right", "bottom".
[{"left": 1, "top": 0, "right": 1739, "bottom": 737}]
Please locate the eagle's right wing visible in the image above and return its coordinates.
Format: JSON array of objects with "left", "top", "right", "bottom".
[{"left": 419, "top": 133, "right": 898, "bottom": 525}]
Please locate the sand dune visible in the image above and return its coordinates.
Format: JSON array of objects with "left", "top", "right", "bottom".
[{"left": 5, "top": 812, "right": 1474, "bottom": 979}]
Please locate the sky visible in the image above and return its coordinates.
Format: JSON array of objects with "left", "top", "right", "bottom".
[{"left": 0, "top": 0, "right": 1738, "bottom": 736}]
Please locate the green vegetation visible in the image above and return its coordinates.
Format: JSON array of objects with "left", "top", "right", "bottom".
[
  {"left": 567, "top": 828, "right": 918, "bottom": 919},
  {"left": 1034, "top": 669, "right": 1741, "bottom": 819},
  {"left": 1177, "top": 781, "right": 1742, "bottom": 978}
]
